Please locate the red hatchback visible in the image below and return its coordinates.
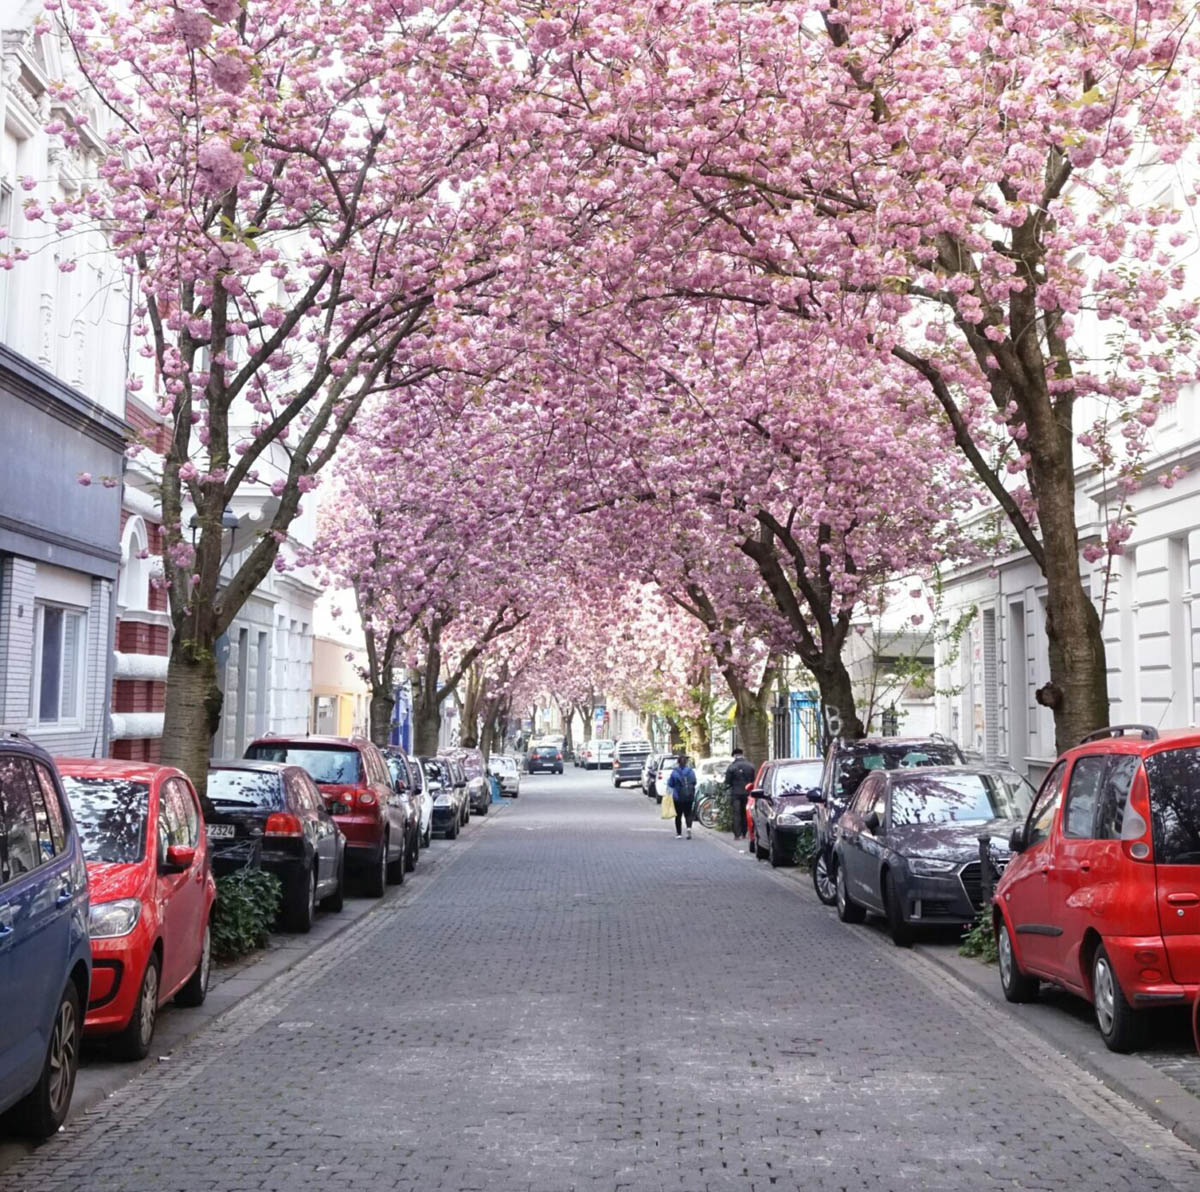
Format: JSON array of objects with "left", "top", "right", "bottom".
[
  {"left": 994, "top": 725, "right": 1200, "bottom": 1051},
  {"left": 57, "top": 760, "right": 216, "bottom": 1060}
]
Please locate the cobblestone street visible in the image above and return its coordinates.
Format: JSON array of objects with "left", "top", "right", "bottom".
[{"left": 6, "top": 770, "right": 1200, "bottom": 1192}]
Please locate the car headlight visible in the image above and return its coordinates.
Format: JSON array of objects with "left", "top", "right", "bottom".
[
  {"left": 777, "top": 810, "right": 813, "bottom": 827},
  {"left": 434, "top": 793, "right": 452, "bottom": 807},
  {"left": 908, "top": 857, "right": 957, "bottom": 877},
  {"left": 89, "top": 898, "right": 142, "bottom": 939}
]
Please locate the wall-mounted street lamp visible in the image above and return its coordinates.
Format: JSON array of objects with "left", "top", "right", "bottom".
[{"left": 189, "top": 507, "right": 242, "bottom": 569}]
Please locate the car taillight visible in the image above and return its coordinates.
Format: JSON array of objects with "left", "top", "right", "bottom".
[
  {"left": 264, "top": 812, "right": 303, "bottom": 837},
  {"left": 357, "top": 791, "right": 378, "bottom": 807},
  {"left": 556, "top": 753, "right": 562, "bottom": 760},
  {"left": 1120, "top": 769, "right": 1153, "bottom": 862}
]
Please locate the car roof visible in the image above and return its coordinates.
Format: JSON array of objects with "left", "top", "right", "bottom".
[
  {"left": 248, "top": 734, "right": 369, "bottom": 749},
  {"left": 55, "top": 757, "right": 184, "bottom": 783},
  {"left": 210, "top": 759, "right": 290, "bottom": 776},
  {"left": 877, "top": 764, "right": 1021, "bottom": 785}
]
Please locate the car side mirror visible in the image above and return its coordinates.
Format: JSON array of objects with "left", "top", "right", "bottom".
[
  {"left": 805, "top": 790, "right": 825, "bottom": 804},
  {"left": 162, "top": 844, "right": 196, "bottom": 872},
  {"left": 864, "top": 811, "right": 881, "bottom": 834},
  {"left": 1009, "top": 826, "right": 1027, "bottom": 854}
]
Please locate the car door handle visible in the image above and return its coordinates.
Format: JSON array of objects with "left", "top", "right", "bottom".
[
  {"left": 1167, "top": 893, "right": 1200, "bottom": 906},
  {"left": 1079, "top": 862, "right": 1091, "bottom": 873},
  {"left": 55, "top": 884, "right": 73, "bottom": 908}
]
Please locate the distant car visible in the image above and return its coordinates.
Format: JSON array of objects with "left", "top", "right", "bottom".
[
  {"left": 835, "top": 765, "right": 1034, "bottom": 947},
  {"left": 453, "top": 748, "right": 492, "bottom": 816},
  {"left": 58, "top": 758, "right": 217, "bottom": 1061},
  {"left": 490, "top": 754, "right": 520, "bottom": 797},
  {"left": 996, "top": 725, "right": 1200, "bottom": 1052},
  {"left": 244, "top": 735, "right": 407, "bottom": 897},
  {"left": 696, "top": 756, "right": 733, "bottom": 796},
  {"left": 422, "top": 756, "right": 465, "bottom": 838},
  {"left": 206, "top": 761, "right": 345, "bottom": 931},
  {"left": 612, "top": 739, "right": 653, "bottom": 788},
  {"left": 439, "top": 755, "right": 471, "bottom": 821},
  {"left": 640, "top": 753, "right": 660, "bottom": 798},
  {"left": 749, "top": 757, "right": 824, "bottom": 866},
  {"left": 0, "top": 736, "right": 90, "bottom": 1138},
  {"left": 592, "top": 739, "right": 615, "bottom": 771},
  {"left": 528, "top": 744, "right": 564, "bottom": 774},
  {"left": 653, "top": 754, "right": 677, "bottom": 803},
  {"left": 384, "top": 747, "right": 432, "bottom": 847}
]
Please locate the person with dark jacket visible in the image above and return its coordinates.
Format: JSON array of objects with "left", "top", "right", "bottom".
[
  {"left": 724, "top": 748, "right": 757, "bottom": 842},
  {"left": 666, "top": 754, "right": 698, "bottom": 839}
]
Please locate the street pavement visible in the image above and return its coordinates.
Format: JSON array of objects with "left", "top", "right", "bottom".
[{"left": 5, "top": 768, "right": 1200, "bottom": 1192}]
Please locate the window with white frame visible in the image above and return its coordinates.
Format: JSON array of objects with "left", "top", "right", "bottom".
[{"left": 32, "top": 604, "right": 86, "bottom": 727}]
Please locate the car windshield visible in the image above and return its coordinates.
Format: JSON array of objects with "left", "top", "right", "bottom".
[
  {"left": 385, "top": 758, "right": 408, "bottom": 789},
  {"left": 773, "top": 761, "right": 823, "bottom": 793},
  {"left": 421, "top": 759, "right": 444, "bottom": 783},
  {"left": 458, "top": 755, "right": 484, "bottom": 777},
  {"left": 60, "top": 776, "right": 149, "bottom": 864},
  {"left": 245, "top": 744, "right": 361, "bottom": 786},
  {"left": 207, "top": 769, "right": 285, "bottom": 809},
  {"left": 1145, "top": 747, "right": 1200, "bottom": 864},
  {"left": 494, "top": 757, "right": 516, "bottom": 773},
  {"left": 834, "top": 742, "right": 960, "bottom": 802},
  {"left": 890, "top": 772, "right": 1034, "bottom": 827}
]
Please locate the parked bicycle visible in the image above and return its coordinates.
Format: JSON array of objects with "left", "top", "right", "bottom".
[{"left": 695, "top": 784, "right": 731, "bottom": 831}]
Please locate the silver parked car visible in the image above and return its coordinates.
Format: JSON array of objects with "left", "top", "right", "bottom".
[{"left": 489, "top": 754, "right": 521, "bottom": 797}]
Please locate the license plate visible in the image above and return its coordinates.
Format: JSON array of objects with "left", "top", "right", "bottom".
[{"left": 206, "top": 823, "right": 236, "bottom": 839}]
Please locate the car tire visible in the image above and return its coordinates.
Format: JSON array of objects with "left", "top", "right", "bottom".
[
  {"left": 423, "top": 824, "right": 432, "bottom": 847},
  {"left": 478, "top": 802, "right": 489, "bottom": 815},
  {"left": 364, "top": 839, "right": 387, "bottom": 897},
  {"left": 769, "top": 829, "right": 788, "bottom": 868},
  {"left": 1093, "top": 944, "right": 1143, "bottom": 1052},
  {"left": 997, "top": 918, "right": 1038, "bottom": 1003},
  {"left": 447, "top": 816, "right": 459, "bottom": 841},
  {"left": 884, "top": 869, "right": 913, "bottom": 947},
  {"left": 812, "top": 848, "right": 838, "bottom": 906},
  {"left": 116, "top": 953, "right": 160, "bottom": 1061},
  {"left": 16, "top": 979, "right": 81, "bottom": 1139},
  {"left": 284, "top": 863, "right": 317, "bottom": 933},
  {"left": 754, "top": 833, "right": 767, "bottom": 861},
  {"left": 322, "top": 851, "right": 345, "bottom": 913},
  {"left": 176, "top": 919, "right": 212, "bottom": 1006},
  {"left": 836, "top": 863, "right": 866, "bottom": 924},
  {"left": 386, "top": 833, "right": 406, "bottom": 885}
]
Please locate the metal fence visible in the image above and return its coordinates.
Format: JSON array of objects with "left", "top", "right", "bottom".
[{"left": 771, "top": 690, "right": 822, "bottom": 759}]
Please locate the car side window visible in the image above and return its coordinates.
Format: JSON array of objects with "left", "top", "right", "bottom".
[
  {"left": 34, "top": 765, "right": 67, "bottom": 854},
  {"left": 158, "top": 782, "right": 186, "bottom": 854},
  {"left": 1096, "top": 755, "right": 1140, "bottom": 841},
  {"left": 172, "top": 781, "right": 201, "bottom": 847},
  {"left": 1027, "top": 762, "right": 1067, "bottom": 846},
  {"left": 0, "top": 756, "right": 42, "bottom": 881},
  {"left": 1064, "top": 755, "right": 1108, "bottom": 839}
]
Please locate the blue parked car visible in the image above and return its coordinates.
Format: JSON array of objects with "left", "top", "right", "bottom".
[{"left": 0, "top": 735, "right": 91, "bottom": 1138}]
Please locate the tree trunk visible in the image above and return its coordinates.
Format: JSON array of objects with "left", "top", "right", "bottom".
[
  {"left": 688, "top": 715, "right": 712, "bottom": 759},
  {"left": 412, "top": 696, "right": 442, "bottom": 757},
  {"left": 811, "top": 654, "right": 864, "bottom": 743},
  {"left": 160, "top": 636, "right": 223, "bottom": 803},
  {"left": 368, "top": 686, "right": 395, "bottom": 748},
  {"left": 1030, "top": 444, "right": 1110, "bottom": 752},
  {"left": 732, "top": 685, "right": 771, "bottom": 768}
]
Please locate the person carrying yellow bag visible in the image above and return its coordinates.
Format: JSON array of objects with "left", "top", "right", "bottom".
[
  {"left": 659, "top": 789, "right": 676, "bottom": 820},
  {"left": 665, "top": 753, "right": 698, "bottom": 839}
]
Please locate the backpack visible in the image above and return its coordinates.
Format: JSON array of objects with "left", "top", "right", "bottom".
[{"left": 675, "top": 768, "right": 696, "bottom": 800}]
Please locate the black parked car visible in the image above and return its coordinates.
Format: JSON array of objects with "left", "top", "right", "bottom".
[
  {"left": 206, "top": 761, "right": 346, "bottom": 932},
  {"left": 453, "top": 748, "right": 491, "bottom": 816},
  {"left": 750, "top": 756, "right": 824, "bottom": 867},
  {"left": 833, "top": 765, "right": 1035, "bottom": 946},
  {"left": 421, "top": 756, "right": 466, "bottom": 838},
  {"left": 812, "top": 735, "right": 965, "bottom": 906},
  {"left": 527, "top": 744, "right": 563, "bottom": 774}
]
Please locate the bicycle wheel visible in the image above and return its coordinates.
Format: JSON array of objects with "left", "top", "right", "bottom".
[{"left": 696, "top": 796, "right": 717, "bottom": 830}]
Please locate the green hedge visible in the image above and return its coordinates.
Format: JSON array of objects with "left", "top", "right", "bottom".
[{"left": 211, "top": 869, "right": 283, "bottom": 962}]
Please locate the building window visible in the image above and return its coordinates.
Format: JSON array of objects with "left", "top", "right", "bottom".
[{"left": 33, "top": 604, "right": 85, "bottom": 726}]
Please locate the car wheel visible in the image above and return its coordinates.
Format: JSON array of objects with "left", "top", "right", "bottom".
[
  {"left": 997, "top": 919, "right": 1038, "bottom": 1003},
  {"left": 812, "top": 848, "right": 838, "bottom": 906},
  {"left": 754, "top": 831, "right": 767, "bottom": 861},
  {"left": 284, "top": 864, "right": 317, "bottom": 933},
  {"left": 364, "top": 838, "right": 387, "bottom": 897},
  {"left": 176, "top": 919, "right": 212, "bottom": 1006},
  {"left": 478, "top": 802, "right": 489, "bottom": 815},
  {"left": 423, "top": 824, "right": 432, "bottom": 847},
  {"left": 1093, "top": 944, "right": 1143, "bottom": 1052},
  {"left": 386, "top": 832, "right": 406, "bottom": 885},
  {"left": 322, "top": 851, "right": 345, "bottom": 913},
  {"left": 447, "top": 816, "right": 459, "bottom": 841},
  {"left": 116, "top": 953, "right": 160, "bottom": 1061},
  {"left": 836, "top": 864, "right": 866, "bottom": 924},
  {"left": 15, "top": 979, "right": 81, "bottom": 1139},
  {"left": 884, "top": 870, "right": 913, "bottom": 947},
  {"left": 768, "top": 829, "right": 788, "bottom": 868}
]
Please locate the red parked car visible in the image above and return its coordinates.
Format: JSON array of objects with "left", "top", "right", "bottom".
[
  {"left": 57, "top": 759, "right": 216, "bottom": 1060},
  {"left": 994, "top": 724, "right": 1200, "bottom": 1052},
  {"left": 244, "top": 735, "right": 407, "bottom": 897}
]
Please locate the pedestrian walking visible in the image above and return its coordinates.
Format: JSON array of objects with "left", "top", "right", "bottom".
[
  {"left": 724, "top": 748, "right": 757, "bottom": 843},
  {"left": 667, "top": 753, "right": 697, "bottom": 838}
]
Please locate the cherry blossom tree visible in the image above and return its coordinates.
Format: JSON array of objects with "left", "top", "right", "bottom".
[{"left": 36, "top": 0, "right": 516, "bottom": 789}]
